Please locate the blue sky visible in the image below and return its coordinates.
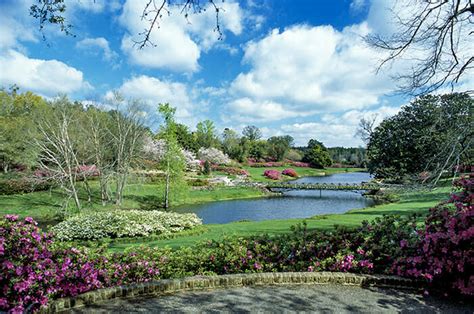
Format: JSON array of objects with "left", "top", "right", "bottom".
[{"left": 0, "top": 0, "right": 412, "bottom": 147}]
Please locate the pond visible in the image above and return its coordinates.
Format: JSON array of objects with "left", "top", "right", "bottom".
[{"left": 174, "top": 172, "right": 374, "bottom": 224}]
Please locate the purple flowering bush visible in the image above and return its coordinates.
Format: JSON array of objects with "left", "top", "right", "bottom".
[
  {"left": 263, "top": 169, "right": 281, "bottom": 180},
  {"left": 0, "top": 216, "right": 160, "bottom": 313}
]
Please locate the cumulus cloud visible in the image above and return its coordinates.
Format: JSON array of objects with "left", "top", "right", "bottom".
[
  {"left": 280, "top": 105, "right": 401, "bottom": 147},
  {"left": 76, "top": 37, "right": 118, "bottom": 62},
  {"left": 105, "top": 75, "right": 201, "bottom": 126},
  {"left": 226, "top": 22, "right": 393, "bottom": 122},
  {"left": 119, "top": 0, "right": 243, "bottom": 72},
  {"left": 0, "top": 50, "right": 89, "bottom": 96}
]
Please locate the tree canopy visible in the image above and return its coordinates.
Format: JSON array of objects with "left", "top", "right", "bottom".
[{"left": 367, "top": 93, "right": 473, "bottom": 182}]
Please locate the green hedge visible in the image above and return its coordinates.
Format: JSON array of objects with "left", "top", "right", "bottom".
[{"left": 0, "top": 177, "right": 54, "bottom": 195}]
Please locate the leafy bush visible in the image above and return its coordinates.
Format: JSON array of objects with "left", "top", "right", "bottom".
[
  {"left": 0, "top": 177, "right": 54, "bottom": 195},
  {"left": 282, "top": 168, "right": 298, "bottom": 177},
  {"left": 263, "top": 169, "right": 281, "bottom": 180},
  {"left": 51, "top": 210, "right": 202, "bottom": 241}
]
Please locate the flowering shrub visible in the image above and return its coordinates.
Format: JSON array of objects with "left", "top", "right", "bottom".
[
  {"left": 75, "top": 165, "right": 99, "bottom": 177},
  {"left": 51, "top": 210, "right": 202, "bottom": 241},
  {"left": 211, "top": 165, "right": 250, "bottom": 176},
  {"left": 263, "top": 169, "right": 281, "bottom": 180},
  {"left": 392, "top": 175, "right": 473, "bottom": 296},
  {"left": 282, "top": 168, "right": 298, "bottom": 177},
  {"left": 290, "top": 161, "right": 311, "bottom": 168},
  {"left": 198, "top": 148, "right": 231, "bottom": 165},
  {"left": 0, "top": 216, "right": 161, "bottom": 312}
]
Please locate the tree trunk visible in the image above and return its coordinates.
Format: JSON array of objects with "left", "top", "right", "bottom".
[{"left": 165, "top": 160, "right": 170, "bottom": 210}]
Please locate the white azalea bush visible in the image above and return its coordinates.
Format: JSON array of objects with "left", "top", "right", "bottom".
[
  {"left": 51, "top": 210, "right": 202, "bottom": 241},
  {"left": 198, "top": 147, "right": 231, "bottom": 165}
]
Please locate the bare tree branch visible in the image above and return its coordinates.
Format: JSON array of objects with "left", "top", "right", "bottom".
[{"left": 366, "top": 0, "right": 473, "bottom": 96}]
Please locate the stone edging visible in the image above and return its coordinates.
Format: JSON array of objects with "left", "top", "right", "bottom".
[{"left": 43, "top": 272, "right": 423, "bottom": 313}]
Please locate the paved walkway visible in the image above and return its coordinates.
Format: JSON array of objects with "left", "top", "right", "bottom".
[{"left": 72, "top": 284, "right": 473, "bottom": 313}]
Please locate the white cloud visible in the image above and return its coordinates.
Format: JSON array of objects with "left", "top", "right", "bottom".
[
  {"left": 119, "top": 0, "right": 243, "bottom": 72},
  {"left": 279, "top": 105, "right": 401, "bottom": 147},
  {"left": 350, "top": 0, "right": 368, "bottom": 12},
  {"left": 106, "top": 75, "right": 198, "bottom": 124},
  {"left": 0, "top": 50, "right": 89, "bottom": 96},
  {"left": 76, "top": 37, "right": 118, "bottom": 61},
  {"left": 0, "top": 1, "right": 37, "bottom": 50},
  {"left": 227, "top": 23, "right": 392, "bottom": 122},
  {"left": 225, "top": 98, "right": 316, "bottom": 122}
]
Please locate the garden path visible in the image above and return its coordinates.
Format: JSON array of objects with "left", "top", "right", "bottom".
[{"left": 71, "top": 284, "right": 472, "bottom": 313}]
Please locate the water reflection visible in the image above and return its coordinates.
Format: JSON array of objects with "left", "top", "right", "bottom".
[{"left": 174, "top": 172, "right": 374, "bottom": 224}]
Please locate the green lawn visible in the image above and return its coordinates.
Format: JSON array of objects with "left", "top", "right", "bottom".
[
  {"left": 0, "top": 182, "right": 266, "bottom": 222},
  {"left": 0, "top": 166, "right": 360, "bottom": 221},
  {"left": 108, "top": 186, "right": 451, "bottom": 251}
]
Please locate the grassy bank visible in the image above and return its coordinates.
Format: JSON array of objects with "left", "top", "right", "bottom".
[
  {"left": 108, "top": 185, "right": 451, "bottom": 251},
  {"left": 0, "top": 183, "right": 266, "bottom": 222},
  {"left": 0, "top": 166, "right": 359, "bottom": 221}
]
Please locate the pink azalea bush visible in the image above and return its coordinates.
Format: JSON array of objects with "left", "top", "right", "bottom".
[
  {"left": 282, "top": 168, "right": 298, "bottom": 177},
  {"left": 392, "top": 175, "right": 473, "bottom": 295},
  {"left": 263, "top": 169, "right": 281, "bottom": 180},
  {"left": 0, "top": 216, "right": 160, "bottom": 313}
]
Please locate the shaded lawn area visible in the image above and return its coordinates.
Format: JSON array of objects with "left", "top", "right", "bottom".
[{"left": 108, "top": 186, "right": 451, "bottom": 251}]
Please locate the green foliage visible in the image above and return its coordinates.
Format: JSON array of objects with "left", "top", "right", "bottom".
[
  {"left": 242, "top": 125, "right": 262, "bottom": 141},
  {"left": 367, "top": 93, "right": 473, "bottom": 182},
  {"left": 266, "top": 136, "right": 294, "bottom": 161},
  {"left": 303, "top": 140, "right": 332, "bottom": 168},
  {"left": 51, "top": 210, "right": 202, "bottom": 241},
  {"left": 0, "top": 91, "right": 48, "bottom": 172},
  {"left": 196, "top": 119, "right": 218, "bottom": 149},
  {"left": 327, "top": 147, "right": 366, "bottom": 167},
  {"left": 203, "top": 160, "right": 211, "bottom": 175}
]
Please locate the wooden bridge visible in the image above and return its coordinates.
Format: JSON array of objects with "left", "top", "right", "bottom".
[{"left": 263, "top": 182, "right": 382, "bottom": 191}]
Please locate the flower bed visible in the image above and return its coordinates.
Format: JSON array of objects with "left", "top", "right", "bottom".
[
  {"left": 263, "top": 169, "right": 281, "bottom": 180},
  {"left": 51, "top": 210, "right": 202, "bottom": 241},
  {"left": 1, "top": 173, "right": 472, "bottom": 312},
  {"left": 211, "top": 165, "right": 250, "bottom": 176},
  {"left": 282, "top": 168, "right": 298, "bottom": 177}
]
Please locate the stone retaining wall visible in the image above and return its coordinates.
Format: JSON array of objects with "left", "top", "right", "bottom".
[{"left": 43, "top": 272, "right": 423, "bottom": 313}]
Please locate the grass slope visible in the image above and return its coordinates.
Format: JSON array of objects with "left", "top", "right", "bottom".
[
  {"left": 0, "top": 167, "right": 358, "bottom": 221},
  {"left": 108, "top": 186, "right": 451, "bottom": 251}
]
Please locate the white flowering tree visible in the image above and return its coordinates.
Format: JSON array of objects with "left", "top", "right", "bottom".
[{"left": 198, "top": 147, "right": 231, "bottom": 165}]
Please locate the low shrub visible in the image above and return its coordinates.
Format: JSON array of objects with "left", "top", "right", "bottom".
[
  {"left": 289, "top": 161, "right": 311, "bottom": 168},
  {"left": 282, "top": 168, "right": 298, "bottom": 177},
  {"left": 263, "top": 169, "right": 281, "bottom": 180},
  {"left": 212, "top": 165, "right": 250, "bottom": 176},
  {"left": 51, "top": 210, "right": 202, "bottom": 241},
  {"left": 0, "top": 177, "right": 54, "bottom": 195}
]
